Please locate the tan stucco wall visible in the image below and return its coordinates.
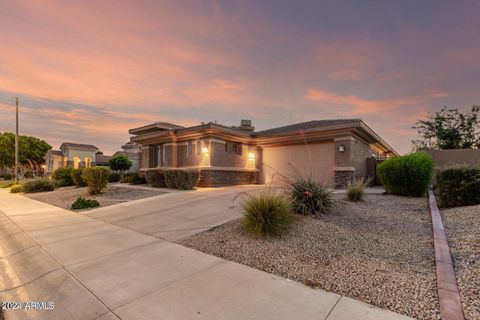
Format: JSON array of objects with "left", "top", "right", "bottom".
[
  {"left": 63, "top": 149, "right": 96, "bottom": 162},
  {"left": 177, "top": 142, "right": 210, "bottom": 167},
  {"left": 210, "top": 142, "right": 248, "bottom": 168},
  {"left": 334, "top": 137, "right": 371, "bottom": 176},
  {"left": 425, "top": 149, "right": 480, "bottom": 168},
  {"left": 260, "top": 142, "right": 335, "bottom": 186}
]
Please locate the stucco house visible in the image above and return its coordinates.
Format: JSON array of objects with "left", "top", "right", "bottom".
[
  {"left": 129, "top": 119, "right": 397, "bottom": 187},
  {"left": 45, "top": 142, "right": 142, "bottom": 174},
  {"left": 45, "top": 143, "right": 99, "bottom": 173}
]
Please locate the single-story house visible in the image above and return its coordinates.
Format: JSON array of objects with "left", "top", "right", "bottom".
[{"left": 129, "top": 119, "right": 397, "bottom": 187}]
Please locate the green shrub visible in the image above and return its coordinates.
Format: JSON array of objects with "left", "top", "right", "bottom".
[
  {"left": 377, "top": 152, "right": 434, "bottom": 197},
  {"left": 3, "top": 174, "right": 12, "bottom": 180},
  {"left": 82, "top": 167, "right": 110, "bottom": 195},
  {"left": 346, "top": 176, "right": 370, "bottom": 202},
  {"left": 121, "top": 173, "right": 146, "bottom": 185},
  {"left": 435, "top": 166, "right": 480, "bottom": 207},
  {"left": 51, "top": 168, "right": 74, "bottom": 187},
  {"left": 164, "top": 169, "right": 200, "bottom": 190},
  {"left": 242, "top": 190, "right": 295, "bottom": 237},
  {"left": 71, "top": 197, "right": 100, "bottom": 210},
  {"left": 108, "top": 172, "right": 121, "bottom": 183},
  {"left": 289, "top": 175, "right": 332, "bottom": 215},
  {"left": 145, "top": 170, "right": 167, "bottom": 187},
  {"left": 22, "top": 179, "right": 55, "bottom": 193},
  {"left": 10, "top": 184, "right": 23, "bottom": 193},
  {"left": 71, "top": 168, "right": 87, "bottom": 187}
]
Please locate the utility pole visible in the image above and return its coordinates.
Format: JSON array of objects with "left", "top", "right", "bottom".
[{"left": 15, "top": 97, "right": 19, "bottom": 184}]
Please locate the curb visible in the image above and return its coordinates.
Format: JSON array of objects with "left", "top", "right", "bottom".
[{"left": 428, "top": 191, "right": 465, "bottom": 320}]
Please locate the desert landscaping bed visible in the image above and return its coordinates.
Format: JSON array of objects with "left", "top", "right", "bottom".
[
  {"left": 441, "top": 204, "right": 480, "bottom": 320},
  {"left": 25, "top": 185, "right": 166, "bottom": 210},
  {"left": 181, "top": 194, "right": 440, "bottom": 319}
]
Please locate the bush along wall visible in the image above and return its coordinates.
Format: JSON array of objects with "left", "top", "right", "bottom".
[
  {"left": 164, "top": 169, "right": 200, "bottom": 190},
  {"left": 435, "top": 166, "right": 480, "bottom": 207},
  {"left": 377, "top": 152, "right": 434, "bottom": 197},
  {"left": 145, "top": 170, "right": 167, "bottom": 187}
]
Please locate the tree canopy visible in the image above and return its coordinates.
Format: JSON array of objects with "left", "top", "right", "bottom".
[
  {"left": 108, "top": 155, "right": 132, "bottom": 172},
  {"left": 0, "top": 132, "right": 51, "bottom": 167},
  {"left": 413, "top": 106, "right": 480, "bottom": 150}
]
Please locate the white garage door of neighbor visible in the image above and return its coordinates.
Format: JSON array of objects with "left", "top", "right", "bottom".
[{"left": 261, "top": 143, "right": 335, "bottom": 186}]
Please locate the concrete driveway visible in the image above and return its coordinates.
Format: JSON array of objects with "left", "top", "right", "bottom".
[
  {"left": 0, "top": 188, "right": 412, "bottom": 320},
  {"left": 85, "top": 185, "right": 261, "bottom": 241}
]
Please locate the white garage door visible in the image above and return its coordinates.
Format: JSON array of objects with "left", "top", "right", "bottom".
[{"left": 260, "top": 142, "right": 335, "bottom": 186}]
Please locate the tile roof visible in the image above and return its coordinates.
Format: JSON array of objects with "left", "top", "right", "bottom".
[
  {"left": 47, "top": 150, "right": 63, "bottom": 156},
  {"left": 95, "top": 154, "right": 112, "bottom": 163},
  {"left": 253, "top": 119, "right": 361, "bottom": 136},
  {"left": 60, "top": 142, "right": 99, "bottom": 150}
]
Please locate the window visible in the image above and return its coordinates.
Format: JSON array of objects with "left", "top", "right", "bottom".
[
  {"left": 73, "top": 156, "right": 80, "bottom": 169},
  {"left": 225, "top": 142, "right": 242, "bottom": 155},
  {"left": 84, "top": 157, "right": 91, "bottom": 168},
  {"left": 187, "top": 141, "right": 193, "bottom": 157}
]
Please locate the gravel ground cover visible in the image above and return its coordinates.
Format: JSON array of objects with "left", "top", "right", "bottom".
[
  {"left": 25, "top": 185, "right": 166, "bottom": 210},
  {"left": 181, "top": 194, "right": 440, "bottom": 319},
  {"left": 441, "top": 204, "right": 480, "bottom": 320}
]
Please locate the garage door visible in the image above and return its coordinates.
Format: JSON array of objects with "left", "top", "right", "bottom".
[{"left": 260, "top": 142, "right": 335, "bottom": 186}]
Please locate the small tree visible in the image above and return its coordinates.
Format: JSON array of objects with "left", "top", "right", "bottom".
[
  {"left": 413, "top": 106, "right": 480, "bottom": 150},
  {"left": 108, "top": 156, "right": 132, "bottom": 178}
]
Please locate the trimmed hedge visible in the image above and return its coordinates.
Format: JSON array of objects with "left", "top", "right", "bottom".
[
  {"left": 121, "top": 173, "right": 146, "bottom": 185},
  {"left": 145, "top": 170, "right": 167, "bottom": 187},
  {"left": 377, "top": 152, "right": 434, "bottom": 197},
  {"left": 435, "top": 166, "right": 480, "bottom": 207},
  {"left": 71, "top": 168, "right": 87, "bottom": 187},
  {"left": 145, "top": 169, "right": 200, "bottom": 189},
  {"left": 22, "top": 179, "right": 55, "bottom": 193},
  {"left": 52, "top": 168, "right": 74, "bottom": 187},
  {"left": 82, "top": 167, "right": 110, "bottom": 195},
  {"left": 164, "top": 169, "right": 200, "bottom": 190}
]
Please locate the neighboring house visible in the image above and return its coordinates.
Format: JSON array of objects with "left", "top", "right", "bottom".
[
  {"left": 129, "top": 119, "right": 397, "bottom": 187},
  {"left": 112, "top": 142, "right": 141, "bottom": 173},
  {"left": 45, "top": 142, "right": 99, "bottom": 174},
  {"left": 45, "top": 142, "right": 142, "bottom": 174}
]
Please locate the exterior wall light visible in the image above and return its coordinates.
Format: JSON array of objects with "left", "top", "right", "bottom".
[
  {"left": 248, "top": 152, "right": 255, "bottom": 160},
  {"left": 338, "top": 145, "right": 345, "bottom": 152},
  {"left": 201, "top": 146, "right": 209, "bottom": 155}
]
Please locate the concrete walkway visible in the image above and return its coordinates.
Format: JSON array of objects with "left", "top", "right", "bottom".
[{"left": 0, "top": 189, "right": 412, "bottom": 320}]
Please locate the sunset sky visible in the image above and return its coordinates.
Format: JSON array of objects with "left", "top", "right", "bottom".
[{"left": 1, "top": 0, "right": 479, "bottom": 154}]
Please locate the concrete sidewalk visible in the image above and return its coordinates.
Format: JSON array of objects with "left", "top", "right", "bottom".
[{"left": 0, "top": 189, "right": 412, "bottom": 320}]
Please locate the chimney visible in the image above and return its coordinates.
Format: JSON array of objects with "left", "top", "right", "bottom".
[{"left": 236, "top": 119, "right": 255, "bottom": 133}]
